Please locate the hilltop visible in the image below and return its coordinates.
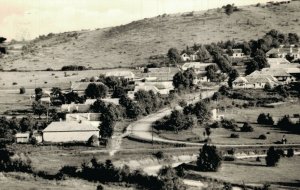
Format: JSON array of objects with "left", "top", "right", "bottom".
[{"left": 1, "top": 1, "right": 300, "bottom": 71}]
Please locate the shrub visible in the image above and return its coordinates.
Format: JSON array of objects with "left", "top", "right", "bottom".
[
  {"left": 46, "top": 68, "right": 53, "bottom": 71},
  {"left": 257, "top": 113, "right": 274, "bottom": 125},
  {"left": 230, "top": 133, "right": 239, "bottom": 138},
  {"left": 12, "top": 82, "right": 17, "bottom": 85},
  {"left": 154, "top": 151, "right": 164, "bottom": 160},
  {"left": 265, "top": 147, "right": 280, "bottom": 166},
  {"left": 221, "top": 119, "right": 238, "bottom": 130},
  {"left": 223, "top": 155, "right": 235, "bottom": 161},
  {"left": 258, "top": 134, "right": 267, "bottom": 140},
  {"left": 19, "top": 87, "right": 26, "bottom": 94},
  {"left": 197, "top": 144, "right": 222, "bottom": 172},
  {"left": 210, "top": 121, "right": 222, "bottom": 128},
  {"left": 240, "top": 122, "right": 254, "bottom": 132},
  {"left": 286, "top": 148, "right": 294, "bottom": 157}
]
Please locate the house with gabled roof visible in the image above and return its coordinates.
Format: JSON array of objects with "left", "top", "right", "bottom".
[
  {"left": 267, "top": 58, "right": 299, "bottom": 68},
  {"left": 181, "top": 62, "right": 216, "bottom": 74},
  {"left": 43, "top": 121, "right": 99, "bottom": 143},
  {"left": 266, "top": 45, "right": 300, "bottom": 60},
  {"left": 231, "top": 49, "right": 245, "bottom": 58},
  {"left": 233, "top": 75, "right": 278, "bottom": 89},
  {"left": 250, "top": 68, "right": 297, "bottom": 84}
]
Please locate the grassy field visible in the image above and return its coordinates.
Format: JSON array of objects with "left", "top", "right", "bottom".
[
  {"left": 186, "top": 156, "right": 300, "bottom": 189},
  {"left": 2, "top": 1, "right": 300, "bottom": 70},
  {"left": 158, "top": 99, "right": 300, "bottom": 145}
]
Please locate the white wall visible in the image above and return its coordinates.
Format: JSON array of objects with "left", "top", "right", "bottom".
[{"left": 43, "top": 131, "right": 99, "bottom": 142}]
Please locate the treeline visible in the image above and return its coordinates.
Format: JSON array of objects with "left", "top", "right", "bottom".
[
  {"left": 61, "top": 65, "right": 88, "bottom": 71},
  {"left": 0, "top": 116, "right": 48, "bottom": 141}
]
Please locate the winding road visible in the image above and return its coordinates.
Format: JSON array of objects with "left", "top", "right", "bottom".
[{"left": 126, "top": 90, "right": 216, "bottom": 146}]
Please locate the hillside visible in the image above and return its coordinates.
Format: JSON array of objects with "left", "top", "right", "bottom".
[{"left": 2, "top": 1, "right": 300, "bottom": 71}]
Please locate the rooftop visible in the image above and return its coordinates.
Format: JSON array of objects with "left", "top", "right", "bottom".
[
  {"left": 105, "top": 70, "right": 135, "bottom": 78},
  {"left": 43, "top": 121, "right": 99, "bottom": 132}
]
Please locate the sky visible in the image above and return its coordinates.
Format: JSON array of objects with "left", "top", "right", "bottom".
[{"left": 0, "top": 0, "right": 273, "bottom": 41}]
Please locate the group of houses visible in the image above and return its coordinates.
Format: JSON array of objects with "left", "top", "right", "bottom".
[
  {"left": 16, "top": 69, "right": 178, "bottom": 144},
  {"left": 266, "top": 45, "right": 300, "bottom": 61},
  {"left": 232, "top": 58, "right": 300, "bottom": 89}
]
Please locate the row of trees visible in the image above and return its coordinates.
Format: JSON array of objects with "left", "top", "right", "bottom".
[{"left": 0, "top": 116, "right": 47, "bottom": 140}]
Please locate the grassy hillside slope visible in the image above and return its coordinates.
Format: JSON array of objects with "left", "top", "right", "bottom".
[{"left": 2, "top": 1, "right": 300, "bottom": 71}]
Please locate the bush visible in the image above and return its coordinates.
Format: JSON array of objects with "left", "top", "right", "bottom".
[
  {"left": 257, "top": 113, "right": 274, "bottom": 125},
  {"left": 12, "top": 82, "right": 17, "bottom": 85},
  {"left": 265, "top": 147, "right": 280, "bottom": 166},
  {"left": 19, "top": 87, "right": 25, "bottom": 94},
  {"left": 154, "top": 151, "right": 164, "bottom": 160},
  {"left": 230, "top": 133, "right": 239, "bottom": 138},
  {"left": 197, "top": 144, "right": 222, "bottom": 172},
  {"left": 220, "top": 119, "right": 238, "bottom": 130},
  {"left": 240, "top": 122, "right": 254, "bottom": 132},
  {"left": 258, "top": 134, "right": 267, "bottom": 140},
  {"left": 286, "top": 148, "right": 294, "bottom": 157},
  {"left": 61, "top": 65, "right": 87, "bottom": 71},
  {"left": 223, "top": 155, "right": 235, "bottom": 161}
]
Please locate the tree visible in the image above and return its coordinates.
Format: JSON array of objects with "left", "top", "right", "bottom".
[
  {"left": 257, "top": 113, "right": 274, "bottom": 125},
  {"left": 197, "top": 144, "right": 222, "bottom": 171},
  {"left": 105, "top": 76, "right": 120, "bottom": 90},
  {"left": 112, "top": 86, "right": 126, "bottom": 98},
  {"left": 19, "top": 117, "right": 34, "bottom": 132},
  {"left": 99, "top": 120, "right": 114, "bottom": 139},
  {"left": 91, "top": 99, "right": 106, "bottom": 113},
  {"left": 85, "top": 83, "right": 108, "bottom": 98},
  {"left": 265, "top": 147, "right": 280, "bottom": 166},
  {"left": 240, "top": 122, "right": 254, "bottom": 132},
  {"left": 35, "top": 88, "right": 43, "bottom": 101},
  {"left": 32, "top": 101, "right": 47, "bottom": 119},
  {"left": 228, "top": 69, "right": 239, "bottom": 88},
  {"left": 19, "top": 87, "right": 26, "bottom": 94},
  {"left": 192, "top": 101, "right": 211, "bottom": 123},
  {"left": 158, "top": 166, "right": 186, "bottom": 190},
  {"left": 167, "top": 48, "right": 181, "bottom": 63},
  {"left": 196, "top": 45, "right": 212, "bottom": 62},
  {"left": 172, "top": 69, "right": 196, "bottom": 90},
  {"left": 245, "top": 59, "right": 259, "bottom": 75},
  {"left": 288, "top": 33, "right": 299, "bottom": 44}
]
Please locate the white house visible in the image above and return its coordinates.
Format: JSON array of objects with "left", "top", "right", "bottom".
[
  {"left": 232, "top": 75, "right": 278, "bottom": 89},
  {"left": 230, "top": 49, "right": 245, "bottom": 58},
  {"left": 105, "top": 70, "right": 135, "bottom": 80},
  {"left": 266, "top": 45, "right": 300, "bottom": 60},
  {"left": 266, "top": 58, "right": 296, "bottom": 68},
  {"left": 15, "top": 133, "right": 30, "bottom": 143},
  {"left": 43, "top": 121, "right": 99, "bottom": 143},
  {"left": 181, "top": 62, "right": 216, "bottom": 74},
  {"left": 61, "top": 103, "right": 91, "bottom": 113}
]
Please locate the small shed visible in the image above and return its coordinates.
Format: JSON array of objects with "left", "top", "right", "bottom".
[{"left": 15, "top": 133, "right": 30, "bottom": 143}]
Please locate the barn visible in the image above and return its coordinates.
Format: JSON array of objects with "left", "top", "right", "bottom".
[{"left": 43, "top": 121, "right": 99, "bottom": 143}]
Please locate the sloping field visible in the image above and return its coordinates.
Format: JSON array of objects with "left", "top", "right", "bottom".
[{"left": 2, "top": 1, "right": 300, "bottom": 71}]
